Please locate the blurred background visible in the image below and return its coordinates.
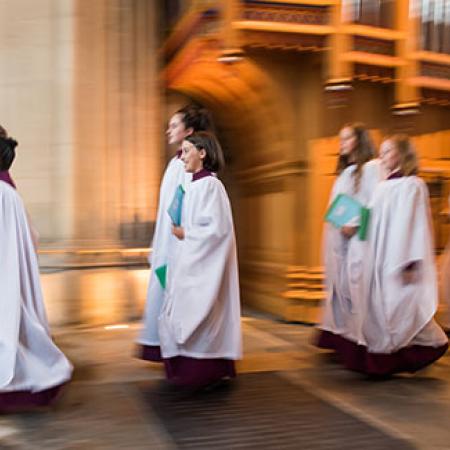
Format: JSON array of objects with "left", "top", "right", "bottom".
[{"left": 1, "top": 0, "right": 449, "bottom": 327}]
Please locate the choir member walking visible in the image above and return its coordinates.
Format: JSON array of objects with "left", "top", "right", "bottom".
[
  {"left": 0, "top": 132, "right": 72, "bottom": 413},
  {"left": 342, "top": 135, "right": 448, "bottom": 375},
  {"left": 137, "top": 105, "right": 213, "bottom": 362},
  {"left": 317, "top": 123, "right": 383, "bottom": 353},
  {"left": 158, "top": 131, "right": 242, "bottom": 388}
]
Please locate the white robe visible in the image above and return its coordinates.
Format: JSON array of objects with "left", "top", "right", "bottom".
[
  {"left": 159, "top": 175, "right": 242, "bottom": 360},
  {"left": 361, "top": 176, "right": 448, "bottom": 353},
  {"left": 320, "top": 159, "right": 383, "bottom": 342},
  {"left": 138, "top": 156, "right": 191, "bottom": 347},
  {"left": 0, "top": 181, "right": 72, "bottom": 393}
]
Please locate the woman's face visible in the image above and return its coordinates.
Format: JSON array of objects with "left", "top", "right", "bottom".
[
  {"left": 181, "top": 140, "right": 205, "bottom": 173},
  {"left": 166, "top": 113, "right": 192, "bottom": 146},
  {"left": 339, "top": 126, "right": 357, "bottom": 156},
  {"left": 380, "top": 139, "right": 400, "bottom": 173}
]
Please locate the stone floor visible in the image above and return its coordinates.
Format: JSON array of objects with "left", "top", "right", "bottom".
[{"left": 0, "top": 315, "right": 449, "bottom": 449}]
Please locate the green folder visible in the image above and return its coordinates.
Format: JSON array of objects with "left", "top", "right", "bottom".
[
  {"left": 358, "top": 207, "right": 370, "bottom": 241},
  {"left": 325, "top": 193, "right": 370, "bottom": 241},
  {"left": 155, "top": 264, "right": 167, "bottom": 289}
]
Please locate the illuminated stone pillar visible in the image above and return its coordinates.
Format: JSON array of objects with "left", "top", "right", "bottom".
[
  {"left": 0, "top": 0, "right": 161, "bottom": 250},
  {"left": 73, "top": 0, "right": 161, "bottom": 246},
  {"left": 0, "top": 0, "right": 76, "bottom": 242}
]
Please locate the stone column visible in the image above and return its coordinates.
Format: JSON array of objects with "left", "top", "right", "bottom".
[
  {"left": 0, "top": 0, "right": 76, "bottom": 242},
  {"left": 0, "top": 0, "right": 162, "bottom": 251},
  {"left": 73, "top": 0, "right": 161, "bottom": 247}
]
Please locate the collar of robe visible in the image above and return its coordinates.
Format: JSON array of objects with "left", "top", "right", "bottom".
[
  {"left": 387, "top": 169, "right": 403, "bottom": 180},
  {"left": 192, "top": 168, "right": 213, "bottom": 182},
  {"left": 0, "top": 170, "right": 16, "bottom": 188}
]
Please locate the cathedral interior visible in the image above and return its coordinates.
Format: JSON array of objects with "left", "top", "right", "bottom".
[{"left": 0, "top": 0, "right": 450, "bottom": 448}]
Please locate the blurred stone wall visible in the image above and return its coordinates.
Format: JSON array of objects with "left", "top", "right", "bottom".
[{"left": 0, "top": 0, "right": 162, "bottom": 249}]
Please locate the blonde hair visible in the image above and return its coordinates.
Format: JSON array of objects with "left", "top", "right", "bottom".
[{"left": 388, "top": 134, "right": 418, "bottom": 176}]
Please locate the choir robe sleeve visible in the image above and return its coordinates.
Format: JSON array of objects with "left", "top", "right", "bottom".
[
  {"left": 168, "top": 178, "right": 235, "bottom": 346},
  {"left": 345, "top": 159, "right": 383, "bottom": 227},
  {"left": 373, "top": 178, "right": 434, "bottom": 277},
  {"left": 148, "top": 157, "right": 190, "bottom": 266}
]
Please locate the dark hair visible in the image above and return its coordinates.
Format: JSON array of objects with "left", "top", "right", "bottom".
[
  {"left": 336, "top": 122, "right": 375, "bottom": 192},
  {"left": 176, "top": 104, "right": 213, "bottom": 133},
  {"left": 0, "top": 127, "right": 18, "bottom": 171},
  {"left": 184, "top": 131, "right": 225, "bottom": 172},
  {"left": 387, "top": 134, "right": 418, "bottom": 176}
]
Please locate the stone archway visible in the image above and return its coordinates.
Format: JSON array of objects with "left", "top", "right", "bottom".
[{"left": 164, "top": 51, "right": 307, "bottom": 317}]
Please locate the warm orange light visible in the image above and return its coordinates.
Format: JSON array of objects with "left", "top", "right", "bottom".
[{"left": 104, "top": 324, "right": 130, "bottom": 330}]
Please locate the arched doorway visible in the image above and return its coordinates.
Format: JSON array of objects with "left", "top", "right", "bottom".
[{"left": 164, "top": 49, "right": 307, "bottom": 318}]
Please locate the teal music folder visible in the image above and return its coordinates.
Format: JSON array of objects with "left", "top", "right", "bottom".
[
  {"left": 167, "top": 184, "right": 185, "bottom": 226},
  {"left": 325, "top": 193, "right": 370, "bottom": 240}
]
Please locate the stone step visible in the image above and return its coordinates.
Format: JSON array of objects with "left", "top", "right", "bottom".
[
  {"left": 287, "top": 282, "right": 325, "bottom": 290},
  {"left": 283, "top": 266, "right": 325, "bottom": 323},
  {"left": 283, "top": 290, "right": 325, "bottom": 301}
]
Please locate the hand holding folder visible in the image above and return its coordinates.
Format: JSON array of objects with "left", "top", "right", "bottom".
[{"left": 325, "top": 193, "right": 370, "bottom": 240}]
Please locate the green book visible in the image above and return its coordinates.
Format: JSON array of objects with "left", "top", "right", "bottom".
[
  {"left": 358, "top": 206, "right": 370, "bottom": 241},
  {"left": 155, "top": 264, "right": 167, "bottom": 289},
  {"left": 325, "top": 193, "right": 370, "bottom": 241}
]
